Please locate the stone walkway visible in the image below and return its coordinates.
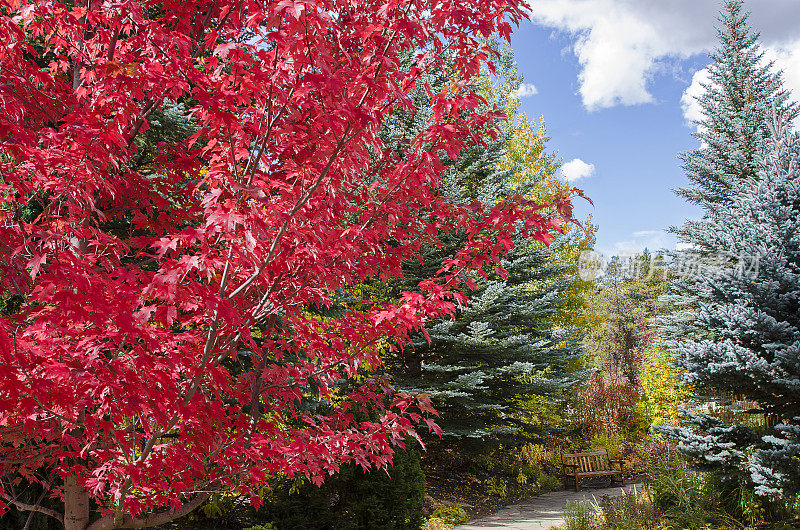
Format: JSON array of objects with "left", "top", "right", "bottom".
[{"left": 454, "top": 483, "right": 640, "bottom": 530}]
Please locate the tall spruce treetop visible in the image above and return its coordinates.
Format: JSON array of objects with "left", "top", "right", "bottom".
[
  {"left": 676, "top": 0, "right": 798, "bottom": 215},
  {"left": 660, "top": 0, "right": 798, "bottom": 343}
]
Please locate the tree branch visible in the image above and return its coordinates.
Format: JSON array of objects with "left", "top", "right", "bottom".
[
  {"left": 227, "top": 126, "right": 362, "bottom": 301},
  {"left": 0, "top": 492, "right": 64, "bottom": 525},
  {"left": 87, "top": 492, "right": 211, "bottom": 530}
]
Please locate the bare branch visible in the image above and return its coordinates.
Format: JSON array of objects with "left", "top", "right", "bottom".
[
  {"left": 0, "top": 492, "right": 64, "bottom": 525},
  {"left": 125, "top": 100, "right": 159, "bottom": 148}
]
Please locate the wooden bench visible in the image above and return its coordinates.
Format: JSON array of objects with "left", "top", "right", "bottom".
[{"left": 561, "top": 449, "right": 623, "bottom": 491}]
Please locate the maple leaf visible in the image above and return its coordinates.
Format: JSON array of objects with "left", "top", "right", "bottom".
[
  {"left": 277, "top": 0, "right": 304, "bottom": 19},
  {"left": 27, "top": 253, "right": 47, "bottom": 279}
]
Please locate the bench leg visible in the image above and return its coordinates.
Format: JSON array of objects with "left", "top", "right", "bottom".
[{"left": 574, "top": 472, "right": 580, "bottom": 492}]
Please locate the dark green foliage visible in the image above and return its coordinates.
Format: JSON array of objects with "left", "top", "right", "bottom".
[
  {"left": 0, "top": 294, "right": 24, "bottom": 316},
  {"left": 131, "top": 100, "right": 197, "bottom": 173},
  {"left": 252, "top": 443, "right": 425, "bottom": 530}
]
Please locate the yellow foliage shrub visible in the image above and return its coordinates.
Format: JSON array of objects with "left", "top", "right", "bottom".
[{"left": 640, "top": 346, "right": 693, "bottom": 426}]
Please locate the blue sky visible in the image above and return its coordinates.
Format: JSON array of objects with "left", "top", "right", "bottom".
[{"left": 509, "top": 0, "right": 800, "bottom": 256}]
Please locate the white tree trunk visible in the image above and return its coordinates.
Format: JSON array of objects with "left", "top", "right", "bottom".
[{"left": 64, "top": 475, "right": 89, "bottom": 530}]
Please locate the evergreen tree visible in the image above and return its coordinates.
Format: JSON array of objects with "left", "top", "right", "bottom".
[
  {"left": 676, "top": 0, "right": 797, "bottom": 213},
  {"left": 661, "top": 0, "right": 797, "bottom": 343},
  {"left": 659, "top": 1, "right": 800, "bottom": 502},
  {"left": 385, "top": 53, "right": 585, "bottom": 441},
  {"left": 394, "top": 143, "right": 584, "bottom": 442},
  {"left": 660, "top": 117, "right": 800, "bottom": 498},
  {"left": 318, "top": 46, "right": 585, "bottom": 444}
]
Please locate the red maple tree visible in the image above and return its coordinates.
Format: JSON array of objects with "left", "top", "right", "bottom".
[{"left": 0, "top": 0, "right": 564, "bottom": 527}]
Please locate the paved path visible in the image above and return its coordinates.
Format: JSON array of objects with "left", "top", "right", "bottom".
[{"left": 454, "top": 483, "right": 640, "bottom": 530}]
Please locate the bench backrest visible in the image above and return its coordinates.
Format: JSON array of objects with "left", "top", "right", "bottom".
[{"left": 562, "top": 450, "right": 610, "bottom": 472}]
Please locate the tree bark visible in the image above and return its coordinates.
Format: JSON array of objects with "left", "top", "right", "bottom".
[{"left": 64, "top": 475, "right": 90, "bottom": 530}]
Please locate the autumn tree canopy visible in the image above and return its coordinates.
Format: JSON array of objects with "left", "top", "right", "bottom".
[{"left": 0, "top": 0, "right": 570, "bottom": 528}]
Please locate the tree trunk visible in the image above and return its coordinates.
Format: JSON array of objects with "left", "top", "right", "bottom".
[{"left": 64, "top": 475, "right": 90, "bottom": 530}]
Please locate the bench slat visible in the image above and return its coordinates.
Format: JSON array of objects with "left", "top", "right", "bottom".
[{"left": 575, "top": 470, "right": 621, "bottom": 477}]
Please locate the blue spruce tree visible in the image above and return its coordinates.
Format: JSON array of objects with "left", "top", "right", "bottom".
[
  {"left": 658, "top": 0, "right": 800, "bottom": 505},
  {"left": 395, "top": 145, "right": 584, "bottom": 442},
  {"left": 676, "top": 0, "right": 797, "bottom": 212},
  {"left": 661, "top": 0, "right": 798, "bottom": 341},
  {"left": 661, "top": 116, "right": 800, "bottom": 498}
]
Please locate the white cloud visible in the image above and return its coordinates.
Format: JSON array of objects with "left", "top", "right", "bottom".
[
  {"left": 514, "top": 83, "right": 539, "bottom": 98},
  {"left": 765, "top": 38, "right": 800, "bottom": 105},
  {"left": 609, "top": 229, "right": 673, "bottom": 255},
  {"left": 681, "top": 67, "right": 711, "bottom": 127},
  {"left": 525, "top": 0, "right": 800, "bottom": 111},
  {"left": 561, "top": 158, "right": 595, "bottom": 182}
]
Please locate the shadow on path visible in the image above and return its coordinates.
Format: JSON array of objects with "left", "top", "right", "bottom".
[{"left": 454, "top": 483, "right": 641, "bottom": 530}]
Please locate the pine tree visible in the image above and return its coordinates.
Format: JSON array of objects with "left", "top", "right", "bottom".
[
  {"left": 394, "top": 141, "right": 584, "bottom": 442},
  {"left": 323, "top": 46, "right": 586, "bottom": 444},
  {"left": 385, "top": 52, "right": 585, "bottom": 441},
  {"left": 676, "top": 0, "right": 797, "bottom": 213},
  {"left": 659, "top": 0, "right": 800, "bottom": 502},
  {"left": 660, "top": 117, "right": 800, "bottom": 498},
  {"left": 661, "top": 0, "right": 797, "bottom": 343}
]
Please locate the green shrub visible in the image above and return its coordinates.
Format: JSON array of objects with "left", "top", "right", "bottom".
[
  {"left": 253, "top": 441, "right": 425, "bottom": 529},
  {"left": 590, "top": 433, "right": 623, "bottom": 460},
  {"left": 430, "top": 504, "right": 467, "bottom": 525},
  {"left": 485, "top": 476, "right": 508, "bottom": 499},
  {"left": 597, "top": 488, "right": 662, "bottom": 529},
  {"left": 646, "top": 454, "right": 744, "bottom": 529},
  {"left": 201, "top": 492, "right": 239, "bottom": 519},
  {"left": 562, "top": 500, "right": 596, "bottom": 530},
  {"left": 519, "top": 442, "right": 560, "bottom": 469},
  {"left": 538, "top": 472, "right": 562, "bottom": 492},
  {"left": 510, "top": 443, "right": 562, "bottom": 494}
]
